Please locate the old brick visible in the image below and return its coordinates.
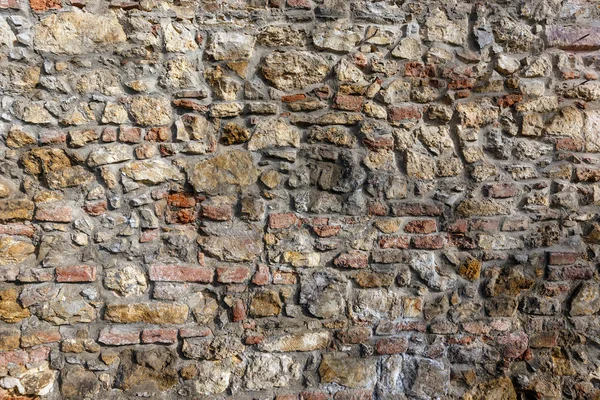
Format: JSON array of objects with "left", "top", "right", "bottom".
[
  {"left": 56, "top": 265, "right": 96, "bottom": 282},
  {"left": 404, "top": 219, "right": 437, "bottom": 234},
  {"left": 149, "top": 265, "right": 213, "bottom": 283},
  {"left": 141, "top": 328, "right": 178, "bottom": 344},
  {"left": 216, "top": 266, "right": 251, "bottom": 283}
]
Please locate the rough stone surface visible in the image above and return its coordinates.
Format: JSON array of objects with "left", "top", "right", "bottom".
[{"left": 0, "top": 2, "right": 599, "bottom": 399}]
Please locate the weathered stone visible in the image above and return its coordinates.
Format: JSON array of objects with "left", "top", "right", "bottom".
[
  {"left": 463, "top": 376, "right": 517, "bottom": 400},
  {"left": 250, "top": 290, "right": 282, "bottom": 317},
  {"left": 313, "top": 19, "right": 361, "bottom": 52},
  {"left": 261, "top": 51, "right": 329, "bottom": 91},
  {"left": 0, "top": 289, "right": 30, "bottom": 323},
  {"left": 194, "top": 360, "right": 232, "bottom": 395},
  {"left": 248, "top": 118, "right": 300, "bottom": 150},
  {"left": 121, "top": 160, "right": 184, "bottom": 185},
  {"left": 425, "top": 9, "right": 467, "bottom": 45},
  {"left": 37, "top": 288, "right": 95, "bottom": 325},
  {"left": 245, "top": 354, "right": 302, "bottom": 390},
  {"left": 33, "top": 12, "right": 126, "bottom": 55},
  {"left": 258, "top": 25, "right": 307, "bottom": 47},
  {"left": 259, "top": 331, "right": 330, "bottom": 352},
  {"left": 188, "top": 150, "right": 260, "bottom": 194},
  {"left": 319, "top": 353, "right": 377, "bottom": 388},
  {"left": 206, "top": 31, "right": 255, "bottom": 61},
  {"left": 87, "top": 144, "right": 132, "bottom": 167},
  {"left": 129, "top": 96, "right": 172, "bottom": 126},
  {"left": 570, "top": 282, "right": 600, "bottom": 316},
  {"left": 104, "top": 303, "right": 188, "bottom": 324},
  {"left": 0, "top": 199, "right": 34, "bottom": 221},
  {"left": 104, "top": 264, "right": 148, "bottom": 297}
]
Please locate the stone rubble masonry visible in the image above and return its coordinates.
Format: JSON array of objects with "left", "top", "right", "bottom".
[{"left": 0, "top": 0, "right": 599, "bottom": 399}]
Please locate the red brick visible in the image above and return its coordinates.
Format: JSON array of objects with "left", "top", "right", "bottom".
[
  {"left": 362, "top": 136, "right": 394, "bottom": 151},
  {"left": 149, "top": 265, "right": 213, "bottom": 283},
  {"left": 300, "top": 392, "right": 329, "bottom": 400},
  {"left": 30, "top": 0, "right": 61, "bottom": 12},
  {"left": 272, "top": 271, "right": 297, "bottom": 285},
  {"left": 391, "top": 202, "right": 442, "bottom": 216},
  {"left": 334, "top": 94, "right": 364, "bottom": 112},
  {"left": 412, "top": 235, "right": 445, "bottom": 249},
  {"left": 404, "top": 219, "right": 436, "bottom": 234},
  {"left": 232, "top": 298, "right": 247, "bottom": 322},
  {"left": 447, "top": 219, "right": 468, "bottom": 234},
  {"left": 269, "top": 213, "right": 298, "bottom": 229},
  {"left": 35, "top": 203, "right": 72, "bottom": 222},
  {"left": 555, "top": 137, "right": 583, "bottom": 151},
  {"left": 0, "top": 0, "right": 19, "bottom": 9},
  {"left": 486, "top": 183, "right": 518, "bottom": 198},
  {"left": 375, "top": 337, "right": 408, "bottom": 355},
  {"left": 548, "top": 252, "right": 578, "bottom": 265},
  {"left": 333, "top": 250, "right": 369, "bottom": 269},
  {"left": 334, "top": 390, "right": 373, "bottom": 400},
  {"left": 281, "top": 93, "right": 306, "bottom": 103},
  {"left": 179, "top": 326, "right": 212, "bottom": 338},
  {"left": 378, "top": 235, "right": 410, "bottom": 249},
  {"left": 98, "top": 327, "right": 140, "bottom": 346},
  {"left": 0, "top": 223, "right": 35, "bottom": 237},
  {"left": 389, "top": 105, "right": 422, "bottom": 122},
  {"left": 470, "top": 219, "right": 499, "bottom": 232},
  {"left": 312, "top": 225, "right": 341, "bottom": 237},
  {"left": 119, "top": 126, "right": 143, "bottom": 143},
  {"left": 404, "top": 62, "right": 436, "bottom": 78},
  {"left": 83, "top": 200, "right": 107, "bottom": 216},
  {"left": 252, "top": 264, "right": 271, "bottom": 285},
  {"left": 201, "top": 203, "right": 233, "bottom": 221},
  {"left": 168, "top": 192, "right": 196, "bottom": 208},
  {"left": 141, "top": 328, "right": 178, "bottom": 344},
  {"left": 56, "top": 265, "right": 96, "bottom": 282},
  {"left": 216, "top": 266, "right": 250, "bottom": 283}
]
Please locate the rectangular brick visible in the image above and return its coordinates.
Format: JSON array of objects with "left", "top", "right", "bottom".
[
  {"left": 216, "top": 266, "right": 251, "bottom": 283},
  {"left": 548, "top": 251, "right": 578, "bottom": 265},
  {"left": 412, "top": 235, "right": 445, "bottom": 249},
  {"left": 149, "top": 265, "right": 213, "bottom": 283},
  {"left": 141, "top": 328, "right": 178, "bottom": 344},
  {"left": 269, "top": 213, "right": 298, "bottom": 229},
  {"left": 98, "top": 327, "right": 140, "bottom": 346},
  {"left": 35, "top": 202, "right": 72, "bottom": 223},
  {"left": 56, "top": 265, "right": 96, "bottom": 282}
]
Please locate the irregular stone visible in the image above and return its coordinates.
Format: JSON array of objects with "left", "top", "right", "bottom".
[
  {"left": 248, "top": 118, "right": 300, "bottom": 150},
  {"left": 194, "top": 360, "right": 232, "bottom": 395},
  {"left": 570, "top": 282, "right": 600, "bottom": 316},
  {"left": 129, "top": 96, "right": 172, "bottom": 126},
  {"left": 206, "top": 31, "right": 255, "bottom": 61},
  {"left": 104, "top": 264, "right": 148, "bottom": 297},
  {"left": 313, "top": 19, "right": 361, "bottom": 52},
  {"left": 45, "top": 166, "right": 94, "bottom": 189},
  {"left": 425, "top": 8, "right": 467, "bottom": 45},
  {"left": 249, "top": 290, "right": 282, "bottom": 317},
  {"left": 163, "top": 21, "right": 198, "bottom": 52},
  {"left": 188, "top": 150, "right": 260, "bottom": 194},
  {"left": 121, "top": 160, "right": 184, "bottom": 185},
  {"left": 33, "top": 12, "right": 126, "bottom": 55},
  {"left": 37, "top": 287, "right": 95, "bottom": 325},
  {"left": 544, "top": 106, "right": 584, "bottom": 138},
  {"left": 60, "top": 365, "right": 98, "bottom": 400},
  {"left": 257, "top": 25, "right": 307, "bottom": 47},
  {"left": 261, "top": 51, "right": 329, "bottom": 91},
  {"left": 87, "top": 144, "right": 132, "bottom": 167},
  {"left": 104, "top": 303, "right": 189, "bottom": 324},
  {"left": 245, "top": 354, "right": 302, "bottom": 390},
  {"left": 463, "top": 376, "right": 517, "bottom": 400},
  {"left": 0, "top": 289, "right": 30, "bottom": 323},
  {"left": 319, "top": 353, "right": 377, "bottom": 388},
  {"left": 0, "top": 199, "right": 34, "bottom": 221}
]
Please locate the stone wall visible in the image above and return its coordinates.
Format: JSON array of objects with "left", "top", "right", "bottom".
[{"left": 0, "top": 0, "right": 599, "bottom": 398}]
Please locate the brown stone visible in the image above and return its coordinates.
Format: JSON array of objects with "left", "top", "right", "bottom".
[{"left": 104, "top": 303, "right": 189, "bottom": 324}]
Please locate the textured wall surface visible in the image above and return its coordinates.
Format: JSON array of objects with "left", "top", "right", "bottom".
[{"left": 0, "top": 0, "right": 600, "bottom": 399}]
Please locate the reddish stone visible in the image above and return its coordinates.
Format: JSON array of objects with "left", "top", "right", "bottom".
[
  {"left": 281, "top": 93, "right": 306, "bottom": 103},
  {"left": 168, "top": 192, "right": 196, "bottom": 208},
  {"left": 378, "top": 235, "right": 410, "bottom": 249},
  {"left": 232, "top": 298, "right": 247, "bottom": 322},
  {"left": 244, "top": 335, "right": 263, "bottom": 345},
  {"left": 216, "top": 266, "right": 250, "bottom": 283},
  {"left": 30, "top": 0, "right": 61, "bottom": 12},
  {"left": 375, "top": 337, "right": 408, "bottom": 355},
  {"left": 334, "top": 94, "right": 364, "bottom": 112},
  {"left": 18, "top": 268, "right": 54, "bottom": 283},
  {"left": 391, "top": 202, "right": 442, "bottom": 216},
  {"left": 404, "top": 219, "right": 436, "bottom": 234},
  {"left": 486, "top": 183, "right": 518, "bottom": 198},
  {"left": 119, "top": 126, "right": 143, "bottom": 143},
  {"left": 98, "top": 327, "right": 140, "bottom": 346},
  {"left": 101, "top": 127, "right": 117, "bottom": 142},
  {"left": 555, "top": 137, "right": 583, "bottom": 151},
  {"left": 141, "top": 328, "right": 178, "bottom": 344},
  {"left": 367, "top": 201, "right": 388, "bottom": 216},
  {"left": 548, "top": 251, "right": 578, "bottom": 265},
  {"left": 276, "top": 395, "right": 299, "bottom": 400},
  {"left": 395, "top": 320, "right": 427, "bottom": 332},
  {"left": 272, "top": 271, "right": 297, "bottom": 285},
  {"left": 448, "top": 78, "right": 475, "bottom": 90},
  {"left": 0, "top": 223, "right": 35, "bottom": 237},
  {"left": 252, "top": 264, "right": 271, "bottom": 285},
  {"left": 501, "top": 218, "right": 529, "bottom": 232},
  {"left": 546, "top": 25, "right": 600, "bottom": 51},
  {"left": 56, "top": 265, "right": 96, "bottom": 283},
  {"left": 412, "top": 235, "right": 445, "bottom": 249},
  {"left": 179, "top": 326, "right": 212, "bottom": 338},
  {"left": 0, "top": 0, "right": 19, "bottom": 9},
  {"left": 20, "top": 330, "right": 61, "bottom": 348},
  {"left": 575, "top": 166, "right": 600, "bottom": 182},
  {"left": 35, "top": 203, "right": 72, "bottom": 222},
  {"left": 166, "top": 208, "right": 196, "bottom": 224},
  {"left": 404, "top": 62, "right": 436, "bottom": 78},
  {"left": 497, "top": 94, "right": 523, "bottom": 108},
  {"left": 149, "top": 265, "right": 213, "bottom": 283},
  {"left": 300, "top": 392, "right": 330, "bottom": 400},
  {"left": 201, "top": 204, "right": 233, "bottom": 221},
  {"left": 312, "top": 225, "right": 341, "bottom": 237},
  {"left": 334, "top": 390, "right": 373, "bottom": 400},
  {"left": 140, "top": 229, "right": 159, "bottom": 243},
  {"left": 336, "top": 327, "right": 371, "bottom": 344},
  {"left": 172, "top": 99, "right": 208, "bottom": 113},
  {"left": 39, "top": 130, "right": 67, "bottom": 144},
  {"left": 83, "top": 200, "right": 107, "bottom": 216},
  {"left": 362, "top": 136, "right": 394, "bottom": 151},
  {"left": 447, "top": 220, "right": 468, "bottom": 234},
  {"left": 470, "top": 219, "right": 499, "bottom": 232},
  {"left": 269, "top": 213, "right": 298, "bottom": 229},
  {"left": 145, "top": 127, "right": 171, "bottom": 142},
  {"left": 389, "top": 105, "right": 422, "bottom": 122},
  {"left": 333, "top": 250, "right": 369, "bottom": 269}
]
